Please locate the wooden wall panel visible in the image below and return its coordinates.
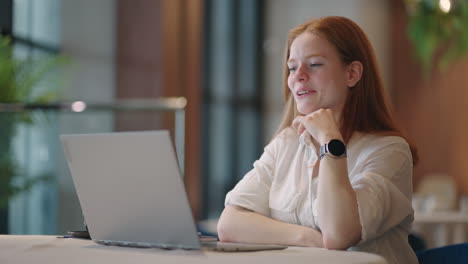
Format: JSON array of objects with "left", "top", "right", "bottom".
[
  {"left": 116, "top": 0, "right": 162, "bottom": 99},
  {"left": 116, "top": 0, "right": 203, "bottom": 218},
  {"left": 391, "top": 0, "right": 468, "bottom": 194},
  {"left": 161, "top": 0, "right": 203, "bottom": 219}
]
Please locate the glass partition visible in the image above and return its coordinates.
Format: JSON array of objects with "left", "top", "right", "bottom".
[{"left": 0, "top": 98, "right": 186, "bottom": 235}]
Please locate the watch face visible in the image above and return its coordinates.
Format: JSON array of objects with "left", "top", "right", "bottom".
[{"left": 328, "top": 139, "right": 346, "bottom": 156}]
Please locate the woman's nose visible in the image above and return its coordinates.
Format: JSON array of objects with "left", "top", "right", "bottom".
[{"left": 295, "top": 65, "right": 308, "bottom": 81}]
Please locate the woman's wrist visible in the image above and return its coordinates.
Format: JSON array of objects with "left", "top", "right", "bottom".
[{"left": 319, "top": 132, "right": 343, "bottom": 145}]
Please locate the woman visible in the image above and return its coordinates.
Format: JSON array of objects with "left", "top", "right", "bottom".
[{"left": 217, "top": 16, "right": 418, "bottom": 264}]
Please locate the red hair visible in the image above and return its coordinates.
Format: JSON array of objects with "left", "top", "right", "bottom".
[{"left": 276, "top": 16, "right": 418, "bottom": 164}]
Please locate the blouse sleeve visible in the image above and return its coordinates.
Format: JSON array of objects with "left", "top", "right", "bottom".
[
  {"left": 351, "top": 138, "right": 414, "bottom": 244},
  {"left": 224, "top": 138, "right": 278, "bottom": 217}
]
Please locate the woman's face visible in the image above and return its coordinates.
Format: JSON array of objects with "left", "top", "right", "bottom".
[{"left": 287, "top": 32, "right": 350, "bottom": 116}]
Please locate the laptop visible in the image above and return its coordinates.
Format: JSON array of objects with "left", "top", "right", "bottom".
[{"left": 61, "top": 130, "right": 287, "bottom": 252}]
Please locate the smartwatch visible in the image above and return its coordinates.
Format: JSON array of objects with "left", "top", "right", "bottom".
[{"left": 319, "top": 139, "right": 347, "bottom": 160}]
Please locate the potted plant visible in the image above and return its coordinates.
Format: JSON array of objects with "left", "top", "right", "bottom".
[
  {"left": 405, "top": 0, "right": 468, "bottom": 76},
  {"left": 0, "top": 36, "right": 67, "bottom": 232}
]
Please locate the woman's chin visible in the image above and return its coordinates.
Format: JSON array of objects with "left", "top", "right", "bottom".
[{"left": 297, "top": 107, "right": 318, "bottom": 115}]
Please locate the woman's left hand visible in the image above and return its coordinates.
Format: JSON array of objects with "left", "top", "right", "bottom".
[{"left": 292, "top": 108, "right": 343, "bottom": 145}]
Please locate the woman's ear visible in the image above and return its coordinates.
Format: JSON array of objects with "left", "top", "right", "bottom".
[{"left": 346, "top": 61, "right": 363, "bottom": 87}]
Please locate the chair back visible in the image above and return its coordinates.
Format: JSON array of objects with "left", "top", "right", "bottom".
[{"left": 417, "top": 243, "right": 468, "bottom": 264}]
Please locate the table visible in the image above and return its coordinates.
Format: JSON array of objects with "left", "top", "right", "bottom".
[
  {"left": 0, "top": 235, "right": 386, "bottom": 264},
  {"left": 413, "top": 211, "right": 468, "bottom": 248}
]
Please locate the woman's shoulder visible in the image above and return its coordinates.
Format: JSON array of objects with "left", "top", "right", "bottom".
[
  {"left": 271, "top": 126, "right": 298, "bottom": 141},
  {"left": 266, "top": 127, "right": 300, "bottom": 149},
  {"left": 352, "top": 132, "right": 410, "bottom": 154},
  {"left": 279, "top": 126, "right": 296, "bottom": 136}
]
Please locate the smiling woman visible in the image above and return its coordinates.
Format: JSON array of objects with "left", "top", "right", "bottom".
[
  {"left": 286, "top": 32, "right": 361, "bottom": 120},
  {"left": 217, "top": 16, "right": 419, "bottom": 264}
]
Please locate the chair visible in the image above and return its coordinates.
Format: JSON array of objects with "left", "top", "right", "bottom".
[
  {"left": 408, "top": 233, "right": 426, "bottom": 252},
  {"left": 416, "top": 174, "right": 457, "bottom": 211},
  {"left": 416, "top": 243, "right": 468, "bottom": 264}
]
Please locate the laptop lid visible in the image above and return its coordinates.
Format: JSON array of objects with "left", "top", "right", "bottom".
[{"left": 61, "top": 130, "right": 201, "bottom": 249}]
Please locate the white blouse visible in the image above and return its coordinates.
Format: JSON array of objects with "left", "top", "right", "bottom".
[{"left": 225, "top": 127, "right": 418, "bottom": 264}]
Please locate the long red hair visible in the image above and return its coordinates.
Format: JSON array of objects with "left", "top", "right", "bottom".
[{"left": 276, "top": 16, "right": 418, "bottom": 164}]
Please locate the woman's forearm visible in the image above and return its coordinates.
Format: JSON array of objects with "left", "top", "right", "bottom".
[
  {"left": 217, "top": 205, "right": 323, "bottom": 247},
  {"left": 317, "top": 157, "right": 361, "bottom": 249}
]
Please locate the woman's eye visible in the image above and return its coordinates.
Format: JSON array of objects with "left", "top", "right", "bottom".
[
  {"left": 288, "top": 67, "right": 297, "bottom": 73},
  {"left": 310, "top": 63, "right": 323, "bottom": 67}
]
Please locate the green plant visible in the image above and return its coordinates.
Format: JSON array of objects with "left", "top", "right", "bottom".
[
  {"left": 405, "top": 0, "right": 468, "bottom": 76},
  {"left": 0, "top": 36, "right": 67, "bottom": 208}
]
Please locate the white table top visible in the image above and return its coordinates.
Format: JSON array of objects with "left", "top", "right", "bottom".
[
  {"left": 0, "top": 235, "right": 386, "bottom": 264},
  {"left": 414, "top": 211, "right": 468, "bottom": 224}
]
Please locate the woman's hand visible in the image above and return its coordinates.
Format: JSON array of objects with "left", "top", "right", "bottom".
[{"left": 292, "top": 108, "right": 342, "bottom": 145}]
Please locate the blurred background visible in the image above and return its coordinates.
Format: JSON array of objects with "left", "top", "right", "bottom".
[{"left": 1, "top": 0, "right": 467, "bottom": 252}]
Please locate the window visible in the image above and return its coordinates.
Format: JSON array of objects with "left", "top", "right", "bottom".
[
  {"left": 0, "top": 0, "right": 61, "bottom": 234},
  {"left": 202, "top": 0, "right": 264, "bottom": 219}
]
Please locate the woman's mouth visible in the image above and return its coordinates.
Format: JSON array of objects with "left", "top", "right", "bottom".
[{"left": 297, "top": 90, "right": 315, "bottom": 97}]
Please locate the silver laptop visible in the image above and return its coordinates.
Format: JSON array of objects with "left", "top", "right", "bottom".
[{"left": 61, "top": 130, "right": 286, "bottom": 252}]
